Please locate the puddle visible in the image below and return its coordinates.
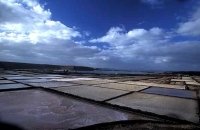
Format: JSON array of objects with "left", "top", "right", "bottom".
[{"left": 141, "top": 87, "right": 196, "bottom": 99}]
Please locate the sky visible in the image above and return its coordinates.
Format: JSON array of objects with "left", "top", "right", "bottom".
[{"left": 0, "top": 0, "right": 200, "bottom": 71}]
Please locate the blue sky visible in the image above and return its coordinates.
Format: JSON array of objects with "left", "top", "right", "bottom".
[
  {"left": 0, "top": 0, "right": 200, "bottom": 71},
  {"left": 42, "top": 0, "right": 196, "bottom": 39}
]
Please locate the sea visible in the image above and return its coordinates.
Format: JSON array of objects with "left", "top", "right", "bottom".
[{"left": 67, "top": 70, "right": 155, "bottom": 75}]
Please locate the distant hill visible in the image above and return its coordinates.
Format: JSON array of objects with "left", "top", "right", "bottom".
[{"left": 0, "top": 61, "right": 94, "bottom": 71}]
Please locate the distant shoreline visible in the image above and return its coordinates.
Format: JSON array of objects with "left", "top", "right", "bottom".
[{"left": 1, "top": 61, "right": 200, "bottom": 76}]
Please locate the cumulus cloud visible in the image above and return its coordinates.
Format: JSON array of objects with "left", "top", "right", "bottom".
[
  {"left": 90, "top": 27, "right": 166, "bottom": 46},
  {"left": 1, "top": 0, "right": 200, "bottom": 71},
  {"left": 0, "top": 0, "right": 100, "bottom": 66},
  {"left": 177, "top": 7, "right": 200, "bottom": 36},
  {"left": 0, "top": 0, "right": 81, "bottom": 44},
  {"left": 89, "top": 26, "right": 200, "bottom": 71},
  {"left": 89, "top": 5, "right": 200, "bottom": 71}
]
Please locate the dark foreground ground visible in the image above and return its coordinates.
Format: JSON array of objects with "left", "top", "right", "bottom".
[{"left": 0, "top": 70, "right": 200, "bottom": 129}]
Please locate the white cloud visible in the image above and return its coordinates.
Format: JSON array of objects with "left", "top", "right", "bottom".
[
  {"left": 177, "top": 7, "right": 200, "bottom": 36},
  {"left": 89, "top": 26, "right": 200, "bottom": 70},
  {"left": 0, "top": 0, "right": 81, "bottom": 44},
  {"left": 0, "top": 39, "right": 101, "bottom": 66},
  {"left": 1, "top": 0, "right": 200, "bottom": 71},
  {"left": 83, "top": 31, "right": 91, "bottom": 37},
  {"left": 89, "top": 27, "right": 126, "bottom": 44},
  {"left": 0, "top": 0, "right": 100, "bottom": 66},
  {"left": 0, "top": 0, "right": 50, "bottom": 23},
  {"left": 90, "top": 27, "right": 165, "bottom": 46}
]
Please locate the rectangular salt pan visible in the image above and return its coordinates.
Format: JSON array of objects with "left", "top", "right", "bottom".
[
  {"left": 51, "top": 85, "right": 129, "bottom": 101},
  {"left": 108, "top": 92, "right": 198, "bottom": 123},
  {"left": 0, "top": 83, "right": 30, "bottom": 90},
  {"left": 141, "top": 87, "right": 197, "bottom": 99}
]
